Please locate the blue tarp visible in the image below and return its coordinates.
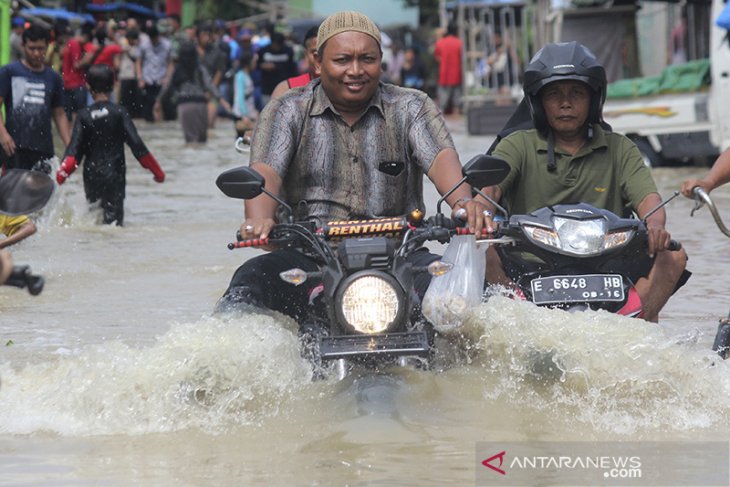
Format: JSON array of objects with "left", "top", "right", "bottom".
[
  {"left": 19, "top": 7, "right": 95, "bottom": 24},
  {"left": 85, "top": 2, "right": 163, "bottom": 19}
]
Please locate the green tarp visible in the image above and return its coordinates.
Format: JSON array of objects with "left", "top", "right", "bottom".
[
  {"left": 1, "top": 0, "right": 9, "bottom": 68},
  {"left": 606, "top": 58, "right": 711, "bottom": 99}
]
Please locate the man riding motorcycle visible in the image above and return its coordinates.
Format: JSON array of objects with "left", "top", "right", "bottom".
[
  {"left": 479, "top": 41, "right": 689, "bottom": 322},
  {"left": 216, "top": 11, "right": 491, "bottom": 320}
]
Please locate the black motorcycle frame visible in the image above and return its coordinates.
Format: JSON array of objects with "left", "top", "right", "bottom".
[{"left": 216, "top": 155, "right": 511, "bottom": 363}]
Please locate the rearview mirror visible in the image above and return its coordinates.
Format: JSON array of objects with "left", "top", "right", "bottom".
[
  {"left": 216, "top": 166, "right": 265, "bottom": 200},
  {"left": 462, "top": 155, "right": 510, "bottom": 189},
  {"left": 0, "top": 169, "right": 55, "bottom": 215}
]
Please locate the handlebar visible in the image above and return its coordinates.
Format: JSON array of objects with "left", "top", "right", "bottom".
[
  {"left": 228, "top": 216, "right": 520, "bottom": 251},
  {"left": 228, "top": 214, "right": 473, "bottom": 255},
  {"left": 692, "top": 187, "right": 730, "bottom": 238},
  {"left": 4, "top": 265, "right": 44, "bottom": 295}
]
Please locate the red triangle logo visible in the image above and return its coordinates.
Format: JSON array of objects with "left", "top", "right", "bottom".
[{"left": 482, "top": 450, "right": 506, "bottom": 475}]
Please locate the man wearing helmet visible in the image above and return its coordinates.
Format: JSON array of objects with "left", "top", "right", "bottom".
[{"left": 480, "top": 41, "right": 688, "bottom": 323}]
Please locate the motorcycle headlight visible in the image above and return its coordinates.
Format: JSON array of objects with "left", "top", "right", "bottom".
[
  {"left": 554, "top": 217, "right": 606, "bottom": 255},
  {"left": 335, "top": 272, "right": 405, "bottom": 334},
  {"left": 604, "top": 228, "right": 635, "bottom": 250},
  {"left": 522, "top": 217, "right": 634, "bottom": 256}
]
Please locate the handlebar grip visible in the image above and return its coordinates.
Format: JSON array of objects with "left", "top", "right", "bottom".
[
  {"left": 455, "top": 227, "right": 491, "bottom": 236},
  {"left": 668, "top": 239, "right": 682, "bottom": 251},
  {"left": 228, "top": 237, "right": 270, "bottom": 250}
]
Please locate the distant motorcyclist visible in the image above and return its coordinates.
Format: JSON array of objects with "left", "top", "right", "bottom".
[
  {"left": 481, "top": 41, "right": 688, "bottom": 322},
  {"left": 217, "top": 11, "right": 490, "bottom": 319}
]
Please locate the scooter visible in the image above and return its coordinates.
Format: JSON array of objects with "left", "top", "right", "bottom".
[
  {"left": 215, "top": 155, "right": 510, "bottom": 372},
  {"left": 0, "top": 169, "right": 53, "bottom": 295},
  {"left": 476, "top": 160, "right": 682, "bottom": 317},
  {"left": 689, "top": 187, "right": 730, "bottom": 358}
]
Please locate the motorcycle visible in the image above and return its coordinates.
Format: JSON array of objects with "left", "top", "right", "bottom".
[
  {"left": 0, "top": 169, "right": 53, "bottom": 295},
  {"left": 215, "top": 155, "right": 510, "bottom": 372},
  {"left": 477, "top": 160, "right": 682, "bottom": 317},
  {"left": 689, "top": 187, "right": 730, "bottom": 359}
]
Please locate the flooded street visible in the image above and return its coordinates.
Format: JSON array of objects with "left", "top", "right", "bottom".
[{"left": 2, "top": 116, "right": 730, "bottom": 486}]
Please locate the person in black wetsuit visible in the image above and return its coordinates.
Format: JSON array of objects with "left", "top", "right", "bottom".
[{"left": 56, "top": 64, "right": 165, "bottom": 226}]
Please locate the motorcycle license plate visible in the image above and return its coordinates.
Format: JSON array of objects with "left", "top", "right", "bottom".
[{"left": 530, "top": 274, "right": 625, "bottom": 305}]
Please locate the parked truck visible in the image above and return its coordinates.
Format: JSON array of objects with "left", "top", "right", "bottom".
[
  {"left": 602, "top": 0, "right": 730, "bottom": 166},
  {"left": 455, "top": 0, "right": 730, "bottom": 167}
]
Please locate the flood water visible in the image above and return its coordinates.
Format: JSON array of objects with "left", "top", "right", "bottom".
[{"left": 1, "top": 117, "right": 730, "bottom": 486}]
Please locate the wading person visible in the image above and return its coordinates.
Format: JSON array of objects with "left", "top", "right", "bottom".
[
  {"left": 0, "top": 24, "right": 70, "bottom": 173},
  {"left": 56, "top": 65, "right": 165, "bottom": 226},
  {"left": 270, "top": 25, "right": 320, "bottom": 99},
  {"left": 255, "top": 31, "right": 297, "bottom": 108},
  {"left": 217, "top": 11, "right": 492, "bottom": 320},
  {"left": 232, "top": 53, "right": 257, "bottom": 138},
  {"left": 481, "top": 41, "right": 688, "bottom": 323},
  {"left": 136, "top": 25, "right": 172, "bottom": 123},
  {"left": 61, "top": 23, "right": 94, "bottom": 124},
  {"left": 156, "top": 41, "right": 231, "bottom": 144}
]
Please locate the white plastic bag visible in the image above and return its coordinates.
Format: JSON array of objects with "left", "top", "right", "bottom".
[{"left": 422, "top": 235, "right": 486, "bottom": 334}]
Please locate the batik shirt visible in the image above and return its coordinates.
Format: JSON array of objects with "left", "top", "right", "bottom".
[{"left": 250, "top": 79, "right": 455, "bottom": 223}]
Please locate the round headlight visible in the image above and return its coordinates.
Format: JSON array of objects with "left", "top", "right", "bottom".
[
  {"left": 336, "top": 272, "right": 404, "bottom": 334},
  {"left": 554, "top": 217, "right": 607, "bottom": 255}
]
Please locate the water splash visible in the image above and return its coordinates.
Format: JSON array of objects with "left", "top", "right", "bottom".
[
  {"left": 38, "top": 175, "right": 108, "bottom": 229},
  {"left": 0, "top": 314, "right": 313, "bottom": 436},
  {"left": 461, "top": 296, "right": 730, "bottom": 435}
]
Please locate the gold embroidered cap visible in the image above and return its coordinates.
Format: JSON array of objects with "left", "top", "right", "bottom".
[{"left": 316, "top": 11, "right": 381, "bottom": 50}]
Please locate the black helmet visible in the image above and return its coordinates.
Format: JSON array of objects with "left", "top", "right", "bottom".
[{"left": 523, "top": 41, "right": 607, "bottom": 134}]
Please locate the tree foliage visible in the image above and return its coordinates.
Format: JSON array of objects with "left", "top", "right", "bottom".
[{"left": 196, "top": 0, "right": 253, "bottom": 21}]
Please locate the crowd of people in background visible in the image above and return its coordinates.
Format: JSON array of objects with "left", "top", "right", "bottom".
[
  {"left": 0, "top": 12, "right": 475, "bottom": 242},
  {"left": 6, "top": 12, "right": 479, "bottom": 138}
]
